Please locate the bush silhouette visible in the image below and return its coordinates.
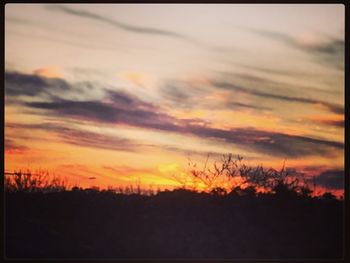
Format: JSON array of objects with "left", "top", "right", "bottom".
[{"left": 5, "top": 170, "right": 68, "bottom": 193}]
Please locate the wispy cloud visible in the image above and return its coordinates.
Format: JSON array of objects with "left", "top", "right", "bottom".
[
  {"left": 244, "top": 27, "right": 344, "bottom": 70},
  {"left": 225, "top": 101, "right": 272, "bottom": 111},
  {"left": 24, "top": 99, "right": 344, "bottom": 158},
  {"left": 185, "top": 126, "right": 343, "bottom": 158},
  {"left": 159, "top": 78, "right": 271, "bottom": 111},
  {"left": 47, "top": 5, "right": 196, "bottom": 44},
  {"left": 6, "top": 14, "right": 128, "bottom": 52},
  {"left": 310, "top": 118, "right": 344, "bottom": 128},
  {"left": 24, "top": 98, "right": 183, "bottom": 132},
  {"left": 57, "top": 127, "right": 138, "bottom": 152},
  {"left": 319, "top": 119, "right": 344, "bottom": 128},
  {"left": 4, "top": 139, "right": 29, "bottom": 152},
  {"left": 6, "top": 72, "right": 343, "bottom": 158},
  {"left": 6, "top": 121, "right": 222, "bottom": 158},
  {"left": 159, "top": 80, "right": 209, "bottom": 109},
  {"left": 213, "top": 80, "right": 344, "bottom": 114},
  {"left": 7, "top": 30, "right": 127, "bottom": 51},
  {"left": 236, "top": 64, "right": 294, "bottom": 77},
  {"left": 6, "top": 122, "right": 138, "bottom": 152}
]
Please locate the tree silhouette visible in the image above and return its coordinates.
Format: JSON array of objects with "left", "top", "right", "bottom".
[{"left": 186, "top": 154, "right": 310, "bottom": 196}]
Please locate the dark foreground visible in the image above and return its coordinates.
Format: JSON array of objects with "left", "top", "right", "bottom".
[{"left": 5, "top": 189, "right": 343, "bottom": 259}]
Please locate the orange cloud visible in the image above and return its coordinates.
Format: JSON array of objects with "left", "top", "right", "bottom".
[
  {"left": 118, "top": 71, "right": 148, "bottom": 87},
  {"left": 307, "top": 114, "right": 344, "bottom": 127},
  {"left": 33, "top": 66, "right": 63, "bottom": 78}
]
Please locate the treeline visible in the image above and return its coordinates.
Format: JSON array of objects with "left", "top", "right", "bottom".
[
  {"left": 5, "top": 154, "right": 341, "bottom": 200},
  {"left": 5, "top": 187, "right": 343, "bottom": 259}
]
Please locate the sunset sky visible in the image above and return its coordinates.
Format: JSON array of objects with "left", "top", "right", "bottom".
[{"left": 5, "top": 4, "right": 344, "bottom": 193}]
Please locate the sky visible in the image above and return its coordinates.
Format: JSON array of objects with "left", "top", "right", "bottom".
[{"left": 4, "top": 4, "right": 345, "bottom": 194}]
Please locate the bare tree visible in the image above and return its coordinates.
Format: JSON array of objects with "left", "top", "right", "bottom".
[
  {"left": 184, "top": 154, "right": 310, "bottom": 196},
  {"left": 185, "top": 154, "right": 242, "bottom": 193}
]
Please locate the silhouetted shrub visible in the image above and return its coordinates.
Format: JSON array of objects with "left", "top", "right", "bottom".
[
  {"left": 4, "top": 170, "right": 68, "bottom": 193},
  {"left": 322, "top": 192, "right": 336, "bottom": 200},
  {"left": 210, "top": 187, "right": 227, "bottom": 196},
  {"left": 299, "top": 185, "right": 313, "bottom": 198}
]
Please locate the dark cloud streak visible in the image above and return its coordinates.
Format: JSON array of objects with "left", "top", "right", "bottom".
[
  {"left": 24, "top": 97, "right": 343, "bottom": 158},
  {"left": 6, "top": 71, "right": 343, "bottom": 158},
  {"left": 4, "top": 139, "right": 29, "bottom": 152},
  {"left": 226, "top": 102, "right": 272, "bottom": 111},
  {"left": 5, "top": 71, "right": 70, "bottom": 97},
  {"left": 315, "top": 169, "right": 344, "bottom": 190},
  {"left": 6, "top": 122, "right": 138, "bottom": 152},
  {"left": 213, "top": 81, "right": 344, "bottom": 114},
  {"left": 47, "top": 5, "right": 196, "bottom": 43},
  {"left": 313, "top": 119, "right": 344, "bottom": 128},
  {"left": 244, "top": 27, "right": 344, "bottom": 70}
]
